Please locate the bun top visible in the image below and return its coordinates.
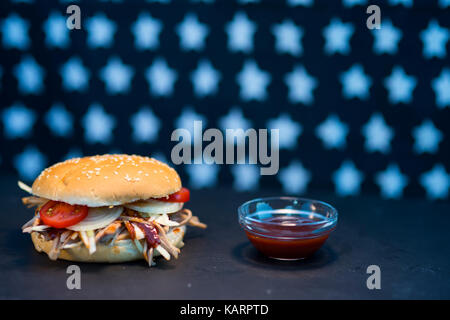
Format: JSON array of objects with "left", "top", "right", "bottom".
[{"left": 31, "top": 154, "right": 181, "bottom": 207}]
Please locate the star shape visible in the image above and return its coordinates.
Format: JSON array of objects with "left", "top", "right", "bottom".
[
  {"left": 60, "top": 57, "right": 90, "bottom": 92},
  {"left": 316, "top": 114, "right": 349, "bottom": 149},
  {"left": 231, "top": 164, "right": 260, "bottom": 191},
  {"left": 145, "top": 58, "right": 178, "bottom": 97},
  {"left": 85, "top": 13, "right": 117, "bottom": 48},
  {"left": 236, "top": 60, "right": 271, "bottom": 101},
  {"left": 44, "top": 103, "right": 73, "bottom": 137},
  {"left": 278, "top": 161, "right": 311, "bottom": 194},
  {"left": 340, "top": 63, "right": 372, "bottom": 100},
  {"left": 384, "top": 66, "right": 417, "bottom": 104},
  {"left": 287, "top": 0, "right": 313, "bottom": 6},
  {"left": 412, "top": 119, "right": 443, "bottom": 154},
  {"left": 420, "top": 20, "right": 449, "bottom": 59},
  {"left": 439, "top": 0, "right": 450, "bottom": 8},
  {"left": 63, "top": 148, "right": 83, "bottom": 161},
  {"left": 267, "top": 113, "right": 302, "bottom": 150},
  {"left": 362, "top": 113, "right": 394, "bottom": 153},
  {"left": 375, "top": 164, "right": 409, "bottom": 199},
  {"left": 131, "top": 13, "right": 162, "bottom": 50},
  {"left": 2, "top": 102, "right": 36, "bottom": 138},
  {"left": 43, "top": 11, "right": 69, "bottom": 48},
  {"left": 332, "top": 160, "right": 364, "bottom": 196},
  {"left": 190, "top": 59, "right": 221, "bottom": 97},
  {"left": 130, "top": 107, "right": 161, "bottom": 143},
  {"left": 342, "top": 0, "right": 367, "bottom": 7},
  {"left": 323, "top": 18, "right": 354, "bottom": 55},
  {"left": 150, "top": 152, "right": 169, "bottom": 164},
  {"left": 431, "top": 68, "right": 450, "bottom": 108},
  {"left": 13, "top": 55, "right": 45, "bottom": 94},
  {"left": 186, "top": 160, "right": 220, "bottom": 189},
  {"left": 420, "top": 164, "right": 449, "bottom": 199},
  {"left": 225, "top": 11, "right": 257, "bottom": 53},
  {"left": 272, "top": 19, "right": 303, "bottom": 56},
  {"left": 1, "top": 13, "right": 30, "bottom": 49},
  {"left": 99, "top": 56, "right": 134, "bottom": 94},
  {"left": 81, "top": 104, "right": 116, "bottom": 144},
  {"left": 284, "top": 65, "right": 318, "bottom": 105},
  {"left": 372, "top": 19, "right": 402, "bottom": 55},
  {"left": 218, "top": 108, "right": 252, "bottom": 144},
  {"left": 14, "top": 146, "right": 47, "bottom": 181},
  {"left": 174, "top": 106, "right": 207, "bottom": 141},
  {"left": 388, "top": 0, "right": 413, "bottom": 7},
  {"left": 176, "top": 13, "right": 209, "bottom": 51}
]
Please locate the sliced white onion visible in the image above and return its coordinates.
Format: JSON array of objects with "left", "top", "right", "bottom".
[
  {"left": 155, "top": 245, "right": 170, "bottom": 260},
  {"left": 67, "top": 206, "right": 123, "bottom": 231},
  {"left": 18, "top": 181, "right": 32, "bottom": 194},
  {"left": 17, "top": 181, "right": 33, "bottom": 194},
  {"left": 133, "top": 224, "right": 145, "bottom": 240},
  {"left": 124, "top": 199, "right": 183, "bottom": 215},
  {"left": 62, "top": 242, "right": 82, "bottom": 249},
  {"left": 155, "top": 213, "right": 180, "bottom": 227},
  {"left": 79, "top": 231, "right": 89, "bottom": 248},
  {"left": 21, "top": 215, "right": 39, "bottom": 229},
  {"left": 87, "top": 230, "right": 96, "bottom": 254},
  {"left": 23, "top": 225, "right": 50, "bottom": 233}
]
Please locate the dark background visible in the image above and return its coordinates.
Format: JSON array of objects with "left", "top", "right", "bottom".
[{"left": 0, "top": 0, "right": 449, "bottom": 200}]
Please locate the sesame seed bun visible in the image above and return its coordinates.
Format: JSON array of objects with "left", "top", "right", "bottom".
[
  {"left": 31, "top": 154, "right": 181, "bottom": 207},
  {"left": 31, "top": 225, "right": 186, "bottom": 263}
]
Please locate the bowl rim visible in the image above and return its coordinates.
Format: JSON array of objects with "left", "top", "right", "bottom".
[{"left": 238, "top": 196, "right": 338, "bottom": 227}]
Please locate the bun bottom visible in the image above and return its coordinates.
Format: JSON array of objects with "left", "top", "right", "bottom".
[{"left": 31, "top": 225, "right": 186, "bottom": 263}]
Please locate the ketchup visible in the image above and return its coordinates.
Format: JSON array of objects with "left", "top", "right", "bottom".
[{"left": 243, "top": 211, "right": 334, "bottom": 260}]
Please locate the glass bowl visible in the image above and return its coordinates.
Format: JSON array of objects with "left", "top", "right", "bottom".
[{"left": 238, "top": 197, "right": 338, "bottom": 260}]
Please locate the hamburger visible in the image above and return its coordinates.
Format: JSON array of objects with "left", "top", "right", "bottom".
[{"left": 19, "top": 154, "right": 206, "bottom": 267}]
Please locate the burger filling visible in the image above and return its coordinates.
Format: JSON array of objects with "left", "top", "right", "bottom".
[{"left": 20, "top": 186, "right": 206, "bottom": 266}]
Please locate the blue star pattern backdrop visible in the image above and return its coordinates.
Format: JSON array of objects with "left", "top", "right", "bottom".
[{"left": 0, "top": 0, "right": 449, "bottom": 200}]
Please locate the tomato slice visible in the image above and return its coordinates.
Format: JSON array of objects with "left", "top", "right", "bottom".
[
  {"left": 158, "top": 187, "right": 190, "bottom": 203},
  {"left": 39, "top": 201, "right": 88, "bottom": 229}
]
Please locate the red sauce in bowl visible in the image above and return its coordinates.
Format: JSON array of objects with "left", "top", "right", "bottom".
[{"left": 242, "top": 211, "right": 336, "bottom": 260}]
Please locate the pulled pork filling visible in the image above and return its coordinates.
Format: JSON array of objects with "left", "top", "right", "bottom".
[{"left": 21, "top": 196, "right": 206, "bottom": 266}]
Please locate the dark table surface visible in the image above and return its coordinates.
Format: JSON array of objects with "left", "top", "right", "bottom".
[{"left": 0, "top": 175, "right": 449, "bottom": 299}]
